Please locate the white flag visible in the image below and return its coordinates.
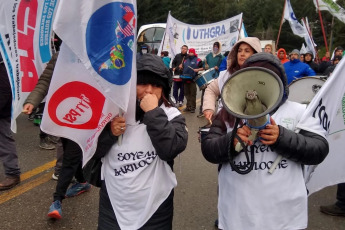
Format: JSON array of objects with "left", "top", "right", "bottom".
[
  {"left": 284, "top": 0, "right": 306, "bottom": 37},
  {"left": 313, "top": 0, "right": 345, "bottom": 24},
  {"left": 41, "top": 0, "right": 137, "bottom": 165},
  {"left": 300, "top": 43, "right": 307, "bottom": 54},
  {"left": 296, "top": 58, "right": 345, "bottom": 194},
  {"left": 0, "top": 0, "right": 59, "bottom": 132},
  {"left": 301, "top": 18, "right": 317, "bottom": 59}
]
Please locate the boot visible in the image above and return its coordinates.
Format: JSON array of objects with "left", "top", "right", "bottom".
[{"left": 0, "top": 176, "right": 20, "bottom": 191}]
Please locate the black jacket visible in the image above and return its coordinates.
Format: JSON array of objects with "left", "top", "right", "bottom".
[
  {"left": 201, "top": 113, "right": 329, "bottom": 166},
  {"left": 94, "top": 106, "right": 188, "bottom": 169},
  {"left": 305, "top": 60, "right": 319, "bottom": 74},
  {"left": 171, "top": 53, "right": 187, "bottom": 75}
]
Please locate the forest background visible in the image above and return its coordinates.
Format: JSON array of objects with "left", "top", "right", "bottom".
[{"left": 137, "top": 0, "right": 345, "bottom": 56}]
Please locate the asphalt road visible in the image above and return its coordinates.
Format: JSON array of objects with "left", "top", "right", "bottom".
[{"left": 1, "top": 94, "right": 345, "bottom": 230}]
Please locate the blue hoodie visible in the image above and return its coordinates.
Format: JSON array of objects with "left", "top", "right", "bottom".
[{"left": 283, "top": 59, "right": 316, "bottom": 84}]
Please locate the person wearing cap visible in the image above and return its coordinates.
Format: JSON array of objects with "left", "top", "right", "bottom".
[
  {"left": 323, "top": 55, "right": 342, "bottom": 78},
  {"left": 95, "top": 54, "right": 188, "bottom": 229},
  {"left": 181, "top": 48, "right": 203, "bottom": 113},
  {"left": 333, "top": 46, "right": 344, "bottom": 58},
  {"left": 136, "top": 43, "right": 150, "bottom": 60},
  {"left": 197, "top": 42, "right": 224, "bottom": 117},
  {"left": 283, "top": 49, "right": 316, "bottom": 84},
  {"left": 202, "top": 37, "right": 262, "bottom": 121},
  {"left": 304, "top": 50, "right": 319, "bottom": 74},
  {"left": 319, "top": 47, "right": 344, "bottom": 74},
  {"left": 201, "top": 53, "right": 329, "bottom": 230}
]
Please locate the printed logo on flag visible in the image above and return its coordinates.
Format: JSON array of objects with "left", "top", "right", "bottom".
[
  {"left": 86, "top": 3, "right": 136, "bottom": 85},
  {"left": 48, "top": 82, "right": 106, "bottom": 129}
]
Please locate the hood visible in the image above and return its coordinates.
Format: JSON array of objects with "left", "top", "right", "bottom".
[
  {"left": 241, "top": 52, "right": 289, "bottom": 105},
  {"left": 227, "top": 37, "right": 262, "bottom": 74},
  {"left": 212, "top": 41, "right": 222, "bottom": 57},
  {"left": 137, "top": 54, "right": 172, "bottom": 99},
  {"left": 277, "top": 48, "right": 287, "bottom": 59},
  {"left": 304, "top": 50, "right": 314, "bottom": 63}
]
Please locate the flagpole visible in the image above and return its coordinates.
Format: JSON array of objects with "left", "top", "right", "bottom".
[
  {"left": 329, "top": 16, "right": 334, "bottom": 53},
  {"left": 276, "top": 0, "right": 286, "bottom": 50},
  {"left": 302, "top": 17, "right": 319, "bottom": 61},
  {"left": 238, "top": 18, "right": 243, "bottom": 39},
  {"left": 315, "top": 0, "right": 329, "bottom": 52}
]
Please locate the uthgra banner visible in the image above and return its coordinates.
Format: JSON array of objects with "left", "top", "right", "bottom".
[{"left": 159, "top": 12, "right": 242, "bottom": 60}]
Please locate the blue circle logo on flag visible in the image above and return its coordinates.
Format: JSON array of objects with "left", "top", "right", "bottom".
[{"left": 86, "top": 3, "right": 136, "bottom": 85}]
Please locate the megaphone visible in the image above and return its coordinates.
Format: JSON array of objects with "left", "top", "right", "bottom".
[
  {"left": 221, "top": 67, "right": 284, "bottom": 122},
  {"left": 220, "top": 67, "right": 284, "bottom": 174}
]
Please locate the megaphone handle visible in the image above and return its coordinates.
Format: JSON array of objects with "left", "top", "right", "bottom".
[{"left": 268, "top": 155, "right": 283, "bottom": 174}]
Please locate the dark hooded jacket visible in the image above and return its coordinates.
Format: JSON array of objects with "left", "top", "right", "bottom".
[
  {"left": 92, "top": 53, "right": 187, "bottom": 174},
  {"left": 304, "top": 51, "right": 319, "bottom": 74},
  {"left": 92, "top": 54, "right": 188, "bottom": 228},
  {"left": 201, "top": 53, "right": 328, "bottom": 166}
]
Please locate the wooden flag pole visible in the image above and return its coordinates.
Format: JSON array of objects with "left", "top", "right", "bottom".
[{"left": 276, "top": 0, "right": 287, "bottom": 50}]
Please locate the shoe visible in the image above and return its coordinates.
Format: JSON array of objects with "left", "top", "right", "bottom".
[
  {"left": 179, "top": 102, "right": 183, "bottom": 107},
  {"left": 48, "top": 135, "right": 60, "bottom": 144},
  {"left": 47, "top": 200, "right": 62, "bottom": 219},
  {"left": 52, "top": 173, "right": 59, "bottom": 181},
  {"left": 0, "top": 176, "right": 20, "bottom": 191},
  {"left": 215, "top": 219, "right": 219, "bottom": 227},
  {"left": 65, "top": 182, "right": 91, "bottom": 198},
  {"left": 39, "top": 137, "right": 55, "bottom": 150},
  {"left": 320, "top": 204, "right": 345, "bottom": 216},
  {"left": 197, "top": 113, "right": 204, "bottom": 118},
  {"left": 190, "top": 109, "right": 195, "bottom": 113},
  {"left": 28, "top": 113, "right": 35, "bottom": 121}
]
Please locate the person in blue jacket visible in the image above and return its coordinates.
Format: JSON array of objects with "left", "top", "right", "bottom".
[{"left": 283, "top": 49, "right": 315, "bottom": 84}]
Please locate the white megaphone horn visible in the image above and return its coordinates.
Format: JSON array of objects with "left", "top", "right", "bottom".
[{"left": 221, "top": 67, "right": 284, "bottom": 174}]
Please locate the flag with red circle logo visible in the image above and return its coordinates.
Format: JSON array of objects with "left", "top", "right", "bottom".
[{"left": 41, "top": 0, "right": 137, "bottom": 165}]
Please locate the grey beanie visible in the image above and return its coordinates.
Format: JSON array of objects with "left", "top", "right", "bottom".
[{"left": 290, "top": 49, "right": 300, "bottom": 56}]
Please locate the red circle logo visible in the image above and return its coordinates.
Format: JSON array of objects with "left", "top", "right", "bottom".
[{"left": 48, "top": 81, "right": 106, "bottom": 129}]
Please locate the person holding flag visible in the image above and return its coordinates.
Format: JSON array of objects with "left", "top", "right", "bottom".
[{"left": 95, "top": 54, "right": 188, "bottom": 229}]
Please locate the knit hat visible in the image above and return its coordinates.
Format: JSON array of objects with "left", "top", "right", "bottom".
[
  {"left": 335, "top": 46, "right": 344, "bottom": 52},
  {"left": 137, "top": 54, "right": 172, "bottom": 99},
  {"left": 290, "top": 49, "right": 300, "bottom": 56}
]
